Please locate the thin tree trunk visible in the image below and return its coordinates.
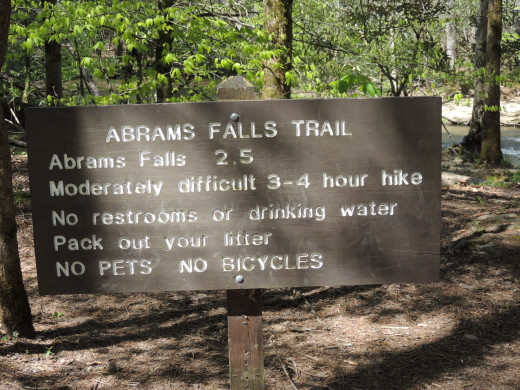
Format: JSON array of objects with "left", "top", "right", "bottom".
[
  {"left": 73, "top": 40, "right": 99, "bottom": 98},
  {"left": 134, "top": 48, "right": 143, "bottom": 103},
  {"left": 261, "top": 0, "right": 293, "bottom": 99},
  {"left": 461, "top": 0, "right": 488, "bottom": 154},
  {"left": 42, "top": 0, "right": 63, "bottom": 102},
  {"left": 0, "top": 0, "right": 35, "bottom": 339},
  {"left": 155, "top": 0, "right": 174, "bottom": 103},
  {"left": 22, "top": 54, "right": 31, "bottom": 103},
  {"left": 481, "top": 0, "right": 503, "bottom": 165},
  {"left": 446, "top": 0, "right": 457, "bottom": 68}
]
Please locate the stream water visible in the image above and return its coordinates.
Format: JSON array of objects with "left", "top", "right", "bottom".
[{"left": 442, "top": 125, "right": 520, "bottom": 167}]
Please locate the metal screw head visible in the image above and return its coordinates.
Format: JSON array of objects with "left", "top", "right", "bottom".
[
  {"left": 230, "top": 113, "right": 240, "bottom": 122},
  {"left": 235, "top": 275, "right": 245, "bottom": 284}
]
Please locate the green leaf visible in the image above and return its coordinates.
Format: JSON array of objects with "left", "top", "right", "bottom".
[
  {"left": 337, "top": 80, "right": 349, "bottom": 94},
  {"left": 171, "top": 68, "right": 181, "bottom": 79},
  {"left": 163, "top": 53, "right": 177, "bottom": 65},
  {"left": 81, "top": 57, "right": 93, "bottom": 67},
  {"left": 93, "top": 41, "right": 105, "bottom": 52}
]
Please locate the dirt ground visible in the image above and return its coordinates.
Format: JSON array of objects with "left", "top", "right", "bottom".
[{"left": 1, "top": 153, "right": 519, "bottom": 390}]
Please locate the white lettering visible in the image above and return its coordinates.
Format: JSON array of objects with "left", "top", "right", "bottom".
[
  {"left": 106, "top": 124, "right": 195, "bottom": 143},
  {"left": 178, "top": 175, "right": 256, "bottom": 193},
  {"left": 118, "top": 236, "right": 150, "bottom": 250},
  {"left": 340, "top": 202, "right": 398, "bottom": 216},
  {"left": 221, "top": 253, "right": 323, "bottom": 272},
  {"left": 249, "top": 203, "right": 325, "bottom": 221},
  {"left": 52, "top": 210, "right": 78, "bottom": 226},
  {"left": 49, "top": 179, "right": 163, "bottom": 197},
  {"left": 179, "top": 258, "right": 207, "bottom": 273},
  {"left": 56, "top": 261, "right": 86, "bottom": 277},
  {"left": 381, "top": 170, "right": 423, "bottom": 186},
  {"left": 224, "top": 231, "right": 272, "bottom": 246},
  {"left": 92, "top": 209, "right": 197, "bottom": 225},
  {"left": 99, "top": 259, "right": 153, "bottom": 275},
  {"left": 54, "top": 235, "right": 103, "bottom": 251},
  {"left": 322, "top": 172, "right": 368, "bottom": 188},
  {"left": 165, "top": 235, "right": 208, "bottom": 251},
  {"left": 293, "top": 120, "right": 351, "bottom": 137}
]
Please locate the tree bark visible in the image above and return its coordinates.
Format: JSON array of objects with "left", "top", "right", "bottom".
[
  {"left": 42, "top": 0, "right": 63, "bottom": 102},
  {"left": 461, "top": 0, "right": 488, "bottom": 154},
  {"left": 481, "top": 0, "right": 503, "bottom": 165},
  {"left": 260, "top": 0, "right": 293, "bottom": 99},
  {"left": 0, "top": 0, "right": 35, "bottom": 338}
]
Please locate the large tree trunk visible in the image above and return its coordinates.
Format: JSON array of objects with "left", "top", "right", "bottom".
[
  {"left": 42, "top": 0, "right": 63, "bottom": 102},
  {"left": 0, "top": 0, "right": 35, "bottom": 339},
  {"left": 481, "top": 0, "right": 503, "bottom": 165},
  {"left": 461, "top": 0, "right": 488, "bottom": 154},
  {"left": 260, "top": 0, "right": 293, "bottom": 99}
]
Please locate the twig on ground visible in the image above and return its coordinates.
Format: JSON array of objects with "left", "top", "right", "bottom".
[
  {"left": 5, "top": 117, "right": 26, "bottom": 134},
  {"left": 9, "top": 138, "right": 27, "bottom": 148}
]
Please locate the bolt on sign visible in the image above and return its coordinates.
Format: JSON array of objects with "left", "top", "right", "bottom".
[{"left": 26, "top": 97, "right": 441, "bottom": 295}]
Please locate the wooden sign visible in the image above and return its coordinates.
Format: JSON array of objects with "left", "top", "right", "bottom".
[{"left": 26, "top": 97, "right": 441, "bottom": 295}]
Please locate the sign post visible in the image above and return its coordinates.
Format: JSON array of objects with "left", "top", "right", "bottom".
[{"left": 218, "top": 76, "right": 264, "bottom": 390}]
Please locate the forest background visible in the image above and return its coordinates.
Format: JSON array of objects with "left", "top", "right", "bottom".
[{"left": 2, "top": 1, "right": 518, "bottom": 110}]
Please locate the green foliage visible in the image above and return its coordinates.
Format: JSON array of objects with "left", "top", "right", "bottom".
[
  {"left": 293, "top": 0, "right": 450, "bottom": 97},
  {"left": 1, "top": 331, "right": 18, "bottom": 342},
  {"left": 481, "top": 170, "right": 520, "bottom": 187},
  {"left": 481, "top": 175, "right": 509, "bottom": 187},
  {"left": 509, "top": 170, "right": 520, "bottom": 182},
  {"left": 13, "top": 190, "right": 30, "bottom": 205},
  {"left": 5, "top": 0, "right": 266, "bottom": 107},
  {"left": 330, "top": 73, "right": 382, "bottom": 97},
  {"left": 2, "top": 0, "right": 520, "bottom": 108}
]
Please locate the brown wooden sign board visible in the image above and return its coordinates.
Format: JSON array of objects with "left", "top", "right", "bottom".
[{"left": 26, "top": 97, "right": 441, "bottom": 295}]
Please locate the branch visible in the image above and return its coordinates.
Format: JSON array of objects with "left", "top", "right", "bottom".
[
  {"left": 9, "top": 138, "right": 27, "bottom": 148},
  {"left": 62, "top": 39, "right": 100, "bottom": 98},
  {"left": 196, "top": 9, "right": 258, "bottom": 30},
  {"left": 5, "top": 117, "right": 26, "bottom": 133}
]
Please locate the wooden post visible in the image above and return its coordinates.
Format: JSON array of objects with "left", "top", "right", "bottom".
[
  {"left": 226, "top": 289, "right": 264, "bottom": 389},
  {"left": 217, "top": 76, "right": 264, "bottom": 390}
]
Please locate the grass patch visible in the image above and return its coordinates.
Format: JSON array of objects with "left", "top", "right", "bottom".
[
  {"left": 14, "top": 191, "right": 31, "bottom": 210},
  {"left": 481, "top": 170, "right": 520, "bottom": 187}
]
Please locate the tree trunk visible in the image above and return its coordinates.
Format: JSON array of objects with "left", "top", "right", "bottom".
[
  {"left": 461, "top": 0, "right": 488, "bottom": 154},
  {"left": 260, "top": 0, "right": 293, "bottom": 99},
  {"left": 22, "top": 54, "right": 31, "bottom": 104},
  {"left": 445, "top": 0, "right": 457, "bottom": 68},
  {"left": 42, "top": 0, "right": 63, "bottom": 102},
  {"left": 155, "top": 0, "right": 174, "bottom": 103},
  {"left": 0, "top": 0, "right": 35, "bottom": 339},
  {"left": 481, "top": 0, "right": 503, "bottom": 165}
]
